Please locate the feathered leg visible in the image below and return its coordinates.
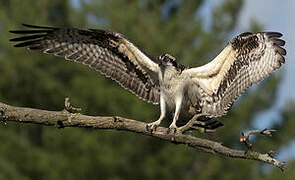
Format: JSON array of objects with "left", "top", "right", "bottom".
[
  {"left": 146, "top": 95, "right": 166, "bottom": 131},
  {"left": 167, "top": 94, "right": 183, "bottom": 133}
]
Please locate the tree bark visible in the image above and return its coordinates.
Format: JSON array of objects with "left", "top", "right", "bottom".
[{"left": 0, "top": 101, "right": 286, "bottom": 171}]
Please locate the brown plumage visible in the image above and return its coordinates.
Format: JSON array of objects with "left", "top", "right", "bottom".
[
  {"left": 185, "top": 32, "right": 286, "bottom": 117},
  {"left": 10, "top": 24, "right": 286, "bottom": 132},
  {"left": 10, "top": 24, "right": 160, "bottom": 104}
]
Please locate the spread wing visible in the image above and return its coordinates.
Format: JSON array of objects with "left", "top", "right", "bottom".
[
  {"left": 183, "top": 32, "right": 286, "bottom": 117},
  {"left": 10, "top": 24, "right": 160, "bottom": 104}
]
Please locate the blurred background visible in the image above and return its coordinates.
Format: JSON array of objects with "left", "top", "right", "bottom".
[{"left": 0, "top": 0, "right": 294, "bottom": 179}]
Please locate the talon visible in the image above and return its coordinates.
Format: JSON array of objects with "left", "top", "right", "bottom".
[
  {"left": 167, "top": 124, "right": 178, "bottom": 134},
  {"left": 146, "top": 124, "right": 151, "bottom": 132},
  {"left": 146, "top": 124, "right": 155, "bottom": 133},
  {"left": 167, "top": 127, "right": 176, "bottom": 134},
  {"left": 146, "top": 120, "right": 161, "bottom": 132},
  {"left": 166, "top": 128, "right": 170, "bottom": 134}
]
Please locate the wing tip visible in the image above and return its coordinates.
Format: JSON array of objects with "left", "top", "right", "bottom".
[
  {"left": 9, "top": 24, "right": 56, "bottom": 48},
  {"left": 264, "top": 32, "right": 283, "bottom": 38},
  {"left": 275, "top": 46, "right": 287, "bottom": 56},
  {"left": 272, "top": 38, "right": 285, "bottom": 46},
  {"left": 21, "top": 23, "right": 58, "bottom": 30},
  {"left": 12, "top": 39, "right": 41, "bottom": 48},
  {"left": 9, "top": 24, "right": 57, "bottom": 36},
  {"left": 9, "top": 34, "right": 44, "bottom": 42},
  {"left": 263, "top": 31, "right": 287, "bottom": 57},
  {"left": 279, "top": 56, "right": 285, "bottom": 64}
]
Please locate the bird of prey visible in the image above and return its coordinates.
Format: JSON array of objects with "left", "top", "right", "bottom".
[{"left": 9, "top": 24, "right": 286, "bottom": 133}]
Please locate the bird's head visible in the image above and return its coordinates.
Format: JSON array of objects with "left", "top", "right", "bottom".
[
  {"left": 159, "top": 53, "right": 176, "bottom": 66},
  {"left": 158, "top": 53, "right": 185, "bottom": 71}
]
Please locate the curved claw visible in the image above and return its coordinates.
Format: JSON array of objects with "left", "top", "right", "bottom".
[
  {"left": 145, "top": 124, "right": 153, "bottom": 132},
  {"left": 146, "top": 124, "right": 156, "bottom": 133},
  {"left": 167, "top": 123, "right": 178, "bottom": 134},
  {"left": 166, "top": 127, "right": 176, "bottom": 134},
  {"left": 146, "top": 120, "right": 161, "bottom": 132}
]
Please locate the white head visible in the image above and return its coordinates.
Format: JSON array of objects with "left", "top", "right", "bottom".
[{"left": 158, "top": 53, "right": 185, "bottom": 71}]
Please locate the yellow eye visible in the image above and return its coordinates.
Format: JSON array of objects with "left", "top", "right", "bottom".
[{"left": 163, "top": 56, "right": 169, "bottom": 62}]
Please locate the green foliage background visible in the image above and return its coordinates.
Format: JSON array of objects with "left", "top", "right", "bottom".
[{"left": 0, "top": 0, "right": 294, "bottom": 179}]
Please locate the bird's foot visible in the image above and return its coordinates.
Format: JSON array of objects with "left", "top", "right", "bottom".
[
  {"left": 167, "top": 123, "right": 178, "bottom": 134},
  {"left": 146, "top": 120, "right": 162, "bottom": 132}
]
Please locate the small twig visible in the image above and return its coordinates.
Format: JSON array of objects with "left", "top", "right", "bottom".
[
  {"left": 238, "top": 129, "right": 286, "bottom": 171},
  {"left": 241, "top": 129, "right": 277, "bottom": 139},
  {"left": 64, "top": 97, "right": 82, "bottom": 113},
  {"left": 240, "top": 129, "right": 276, "bottom": 149}
]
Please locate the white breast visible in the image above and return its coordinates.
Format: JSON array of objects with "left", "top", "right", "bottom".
[{"left": 159, "top": 67, "right": 189, "bottom": 109}]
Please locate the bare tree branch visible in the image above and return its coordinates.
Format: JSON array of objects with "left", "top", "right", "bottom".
[
  {"left": 240, "top": 129, "right": 277, "bottom": 149},
  {"left": 0, "top": 100, "right": 286, "bottom": 171}
]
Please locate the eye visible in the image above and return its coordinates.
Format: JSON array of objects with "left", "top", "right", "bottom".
[{"left": 163, "top": 56, "right": 170, "bottom": 62}]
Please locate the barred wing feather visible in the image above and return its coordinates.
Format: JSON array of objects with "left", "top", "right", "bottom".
[
  {"left": 183, "top": 32, "right": 286, "bottom": 117},
  {"left": 10, "top": 24, "right": 160, "bottom": 104}
]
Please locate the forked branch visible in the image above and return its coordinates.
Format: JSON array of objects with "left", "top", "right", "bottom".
[
  {"left": 0, "top": 100, "right": 286, "bottom": 171},
  {"left": 240, "top": 129, "right": 277, "bottom": 149}
]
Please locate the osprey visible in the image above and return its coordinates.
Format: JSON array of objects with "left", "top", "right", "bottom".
[{"left": 10, "top": 24, "right": 286, "bottom": 133}]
